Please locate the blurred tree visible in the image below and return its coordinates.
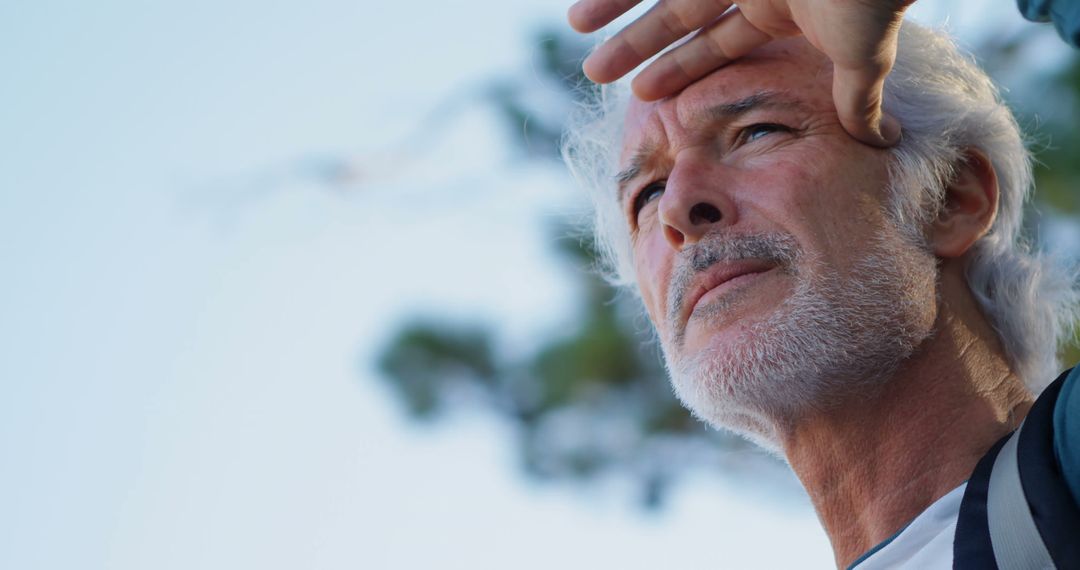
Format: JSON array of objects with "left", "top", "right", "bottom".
[
  {"left": 374, "top": 20, "right": 1080, "bottom": 508},
  {"left": 377, "top": 226, "right": 776, "bottom": 509}
]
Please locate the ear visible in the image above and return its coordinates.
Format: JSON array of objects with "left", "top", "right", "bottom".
[{"left": 930, "top": 150, "right": 999, "bottom": 259}]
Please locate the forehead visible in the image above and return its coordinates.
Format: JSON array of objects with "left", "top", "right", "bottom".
[{"left": 622, "top": 38, "right": 832, "bottom": 150}]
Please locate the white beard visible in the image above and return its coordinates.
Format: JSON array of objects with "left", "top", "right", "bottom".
[{"left": 658, "top": 220, "right": 939, "bottom": 450}]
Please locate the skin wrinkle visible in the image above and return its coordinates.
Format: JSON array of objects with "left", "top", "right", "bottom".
[
  {"left": 796, "top": 384, "right": 1024, "bottom": 565},
  {"left": 616, "top": 90, "right": 812, "bottom": 208},
  {"left": 618, "top": 36, "right": 1036, "bottom": 568},
  {"left": 825, "top": 398, "right": 1027, "bottom": 551}
]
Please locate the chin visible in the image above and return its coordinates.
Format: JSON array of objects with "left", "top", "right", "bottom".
[
  {"left": 658, "top": 231, "right": 939, "bottom": 449},
  {"left": 678, "top": 276, "right": 788, "bottom": 357}
]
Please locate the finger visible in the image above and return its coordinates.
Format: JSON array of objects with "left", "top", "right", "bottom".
[
  {"left": 568, "top": 0, "right": 644, "bottom": 33},
  {"left": 831, "top": 62, "right": 901, "bottom": 147},
  {"left": 583, "top": 0, "right": 733, "bottom": 84},
  {"left": 631, "top": 8, "right": 772, "bottom": 101}
]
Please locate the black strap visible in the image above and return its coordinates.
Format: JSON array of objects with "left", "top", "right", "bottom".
[{"left": 955, "top": 433, "right": 1006, "bottom": 569}]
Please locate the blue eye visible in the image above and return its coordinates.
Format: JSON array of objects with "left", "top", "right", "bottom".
[
  {"left": 633, "top": 182, "right": 665, "bottom": 218},
  {"left": 740, "top": 123, "right": 790, "bottom": 144}
]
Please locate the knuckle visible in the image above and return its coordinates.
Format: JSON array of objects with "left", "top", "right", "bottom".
[
  {"left": 656, "top": 1, "right": 693, "bottom": 37},
  {"left": 701, "top": 34, "right": 731, "bottom": 60}
]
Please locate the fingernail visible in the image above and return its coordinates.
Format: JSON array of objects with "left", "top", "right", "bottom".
[{"left": 880, "top": 114, "right": 902, "bottom": 145}]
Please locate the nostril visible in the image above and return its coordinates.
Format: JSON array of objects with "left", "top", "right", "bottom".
[
  {"left": 689, "top": 202, "right": 722, "bottom": 225},
  {"left": 664, "top": 224, "right": 685, "bottom": 248}
]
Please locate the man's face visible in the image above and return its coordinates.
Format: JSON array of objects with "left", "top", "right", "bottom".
[{"left": 618, "top": 39, "right": 938, "bottom": 435}]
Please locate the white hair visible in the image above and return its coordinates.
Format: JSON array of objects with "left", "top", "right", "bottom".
[{"left": 560, "top": 21, "right": 1080, "bottom": 391}]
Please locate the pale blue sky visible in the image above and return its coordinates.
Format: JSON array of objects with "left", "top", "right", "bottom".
[{"left": 0, "top": 1, "right": 1059, "bottom": 568}]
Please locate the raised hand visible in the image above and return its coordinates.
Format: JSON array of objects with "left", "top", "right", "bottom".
[{"left": 567, "top": 0, "right": 915, "bottom": 146}]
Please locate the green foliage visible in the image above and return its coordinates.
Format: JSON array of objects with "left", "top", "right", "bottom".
[
  {"left": 374, "top": 226, "right": 777, "bottom": 508},
  {"left": 376, "top": 322, "right": 498, "bottom": 419},
  {"left": 1028, "top": 52, "right": 1080, "bottom": 214}
]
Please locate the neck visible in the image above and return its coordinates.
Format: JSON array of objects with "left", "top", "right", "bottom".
[{"left": 778, "top": 268, "right": 1034, "bottom": 569}]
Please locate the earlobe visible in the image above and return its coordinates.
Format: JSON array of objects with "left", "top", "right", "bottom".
[{"left": 930, "top": 150, "right": 999, "bottom": 259}]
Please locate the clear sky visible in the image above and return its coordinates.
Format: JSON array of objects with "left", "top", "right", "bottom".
[{"left": 0, "top": 1, "right": 1051, "bottom": 568}]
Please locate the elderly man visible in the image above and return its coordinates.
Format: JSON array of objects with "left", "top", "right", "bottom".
[{"left": 562, "top": 21, "right": 1080, "bottom": 570}]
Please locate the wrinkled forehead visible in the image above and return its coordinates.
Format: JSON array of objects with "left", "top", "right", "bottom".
[{"left": 622, "top": 38, "right": 833, "bottom": 153}]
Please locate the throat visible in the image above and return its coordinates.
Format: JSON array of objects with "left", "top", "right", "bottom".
[{"left": 777, "top": 343, "right": 1032, "bottom": 569}]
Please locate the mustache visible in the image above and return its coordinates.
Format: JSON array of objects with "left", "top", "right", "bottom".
[{"left": 667, "top": 232, "right": 800, "bottom": 323}]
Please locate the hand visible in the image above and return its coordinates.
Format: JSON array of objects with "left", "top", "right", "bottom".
[{"left": 567, "top": 0, "right": 915, "bottom": 147}]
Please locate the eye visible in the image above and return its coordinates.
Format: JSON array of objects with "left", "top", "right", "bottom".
[
  {"left": 631, "top": 181, "right": 665, "bottom": 220},
  {"left": 736, "top": 123, "right": 791, "bottom": 145}
]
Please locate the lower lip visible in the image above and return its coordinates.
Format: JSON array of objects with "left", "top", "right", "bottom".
[{"left": 691, "top": 268, "right": 774, "bottom": 315}]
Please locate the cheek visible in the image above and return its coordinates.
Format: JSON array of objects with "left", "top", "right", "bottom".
[
  {"left": 730, "top": 154, "right": 824, "bottom": 231},
  {"left": 633, "top": 233, "right": 674, "bottom": 326},
  {"left": 734, "top": 149, "right": 889, "bottom": 259}
]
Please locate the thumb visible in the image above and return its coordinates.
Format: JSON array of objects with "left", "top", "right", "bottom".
[{"left": 831, "top": 63, "right": 901, "bottom": 148}]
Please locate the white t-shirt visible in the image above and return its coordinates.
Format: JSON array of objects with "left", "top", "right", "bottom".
[{"left": 850, "top": 482, "right": 967, "bottom": 569}]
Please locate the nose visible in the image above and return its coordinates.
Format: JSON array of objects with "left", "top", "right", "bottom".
[{"left": 657, "top": 154, "right": 736, "bottom": 249}]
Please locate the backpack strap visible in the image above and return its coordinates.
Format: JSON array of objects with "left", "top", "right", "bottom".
[
  {"left": 955, "top": 369, "right": 1080, "bottom": 569},
  {"left": 986, "top": 421, "right": 1056, "bottom": 569}
]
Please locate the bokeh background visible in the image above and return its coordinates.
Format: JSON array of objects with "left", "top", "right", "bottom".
[{"left": 2, "top": 1, "right": 1078, "bottom": 568}]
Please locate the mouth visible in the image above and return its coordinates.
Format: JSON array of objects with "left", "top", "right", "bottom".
[{"left": 682, "top": 260, "right": 777, "bottom": 325}]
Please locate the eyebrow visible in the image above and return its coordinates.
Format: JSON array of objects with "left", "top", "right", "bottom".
[{"left": 614, "top": 90, "right": 799, "bottom": 205}]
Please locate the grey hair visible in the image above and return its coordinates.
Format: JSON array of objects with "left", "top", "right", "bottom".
[{"left": 560, "top": 21, "right": 1079, "bottom": 391}]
